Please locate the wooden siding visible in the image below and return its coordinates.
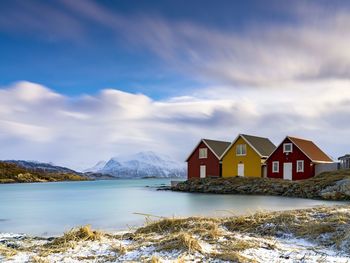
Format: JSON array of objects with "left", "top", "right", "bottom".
[
  {"left": 266, "top": 137, "right": 315, "bottom": 180},
  {"left": 187, "top": 141, "right": 221, "bottom": 179},
  {"left": 222, "top": 137, "right": 263, "bottom": 178}
]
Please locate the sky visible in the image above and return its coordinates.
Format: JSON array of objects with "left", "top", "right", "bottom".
[{"left": 1, "top": 0, "right": 350, "bottom": 170}]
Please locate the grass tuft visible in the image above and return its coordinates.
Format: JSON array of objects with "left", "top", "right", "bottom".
[
  {"left": 0, "top": 245, "right": 17, "bottom": 258},
  {"left": 40, "top": 225, "right": 103, "bottom": 255},
  {"left": 30, "top": 256, "right": 50, "bottom": 263},
  {"left": 110, "top": 243, "right": 127, "bottom": 255},
  {"left": 157, "top": 232, "right": 202, "bottom": 252}
]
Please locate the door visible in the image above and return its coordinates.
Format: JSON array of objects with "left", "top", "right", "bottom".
[
  {"left": 283, "top": 163, "right": 293, "bottom": 180},
  {"left": 200, "top": 165, "right": 206, "bottom": 178},
  {"left": 237, "top": 164, "right": 244, "bottom": 177}
]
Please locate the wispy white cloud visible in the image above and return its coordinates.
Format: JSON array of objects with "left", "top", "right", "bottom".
[
  {"left": 0, "top": 81, "right": 349, "bottom": 170},
  {"left": 1, "top": 1, "right": 350, "bottom": 169}
]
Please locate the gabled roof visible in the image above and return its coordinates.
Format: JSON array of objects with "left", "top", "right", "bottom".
[
  {"left": 185, "top": 139, "right": 231, "bottom": 161},
  {"left": 241, "top": 134, "right": 276, "bottom": 157},
  {"left": 339, "top": 154, "right": 350, "bottom": 160},
  {"left": 203, "top": 139, "right": 231, "bottom": 159},
  {"left": 221, "top": 134, "right": 276, "bottom": 159},
  {"left": 288, "top": 136, "right": 333, "bottom": 163}
]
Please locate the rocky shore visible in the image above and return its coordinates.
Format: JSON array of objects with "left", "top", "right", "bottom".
[
  {"left": 172, "top": 170, "right": 350, "bottom": 200},
  {"left": 1, "top": 205, "right": 350, "bottom": 262}
]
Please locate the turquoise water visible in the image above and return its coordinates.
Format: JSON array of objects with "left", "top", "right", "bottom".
[{"left": 0, "top": 179, "right": 346, "bottom": 236}]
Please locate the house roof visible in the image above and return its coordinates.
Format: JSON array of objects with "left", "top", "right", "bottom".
[
  {"left": 221, "top": 134, "right": 276, "bottom": 159},
  {"left": 202, "top": 139, "right": 231, "bottom": 158},
  {"left": 339, "top": 154, "right": 350, "bottom": 160},
  {"left": 241, "top": 134, "right": 276, "bottom": 157},
  {"left": 287, "top": 136, "right": 333, "bottom": 163},
  {"left": 185, "top": 139, "right": 231, "bottom": 161}
]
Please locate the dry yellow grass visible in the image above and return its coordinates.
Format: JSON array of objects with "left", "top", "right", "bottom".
[
  {"left": 109, "top": 243, "right": 127, "bottom": 255},
  {"left": 149, "top": 255, "right": 162, "bottom": 263},
  {"left": 157, "top": 232, "right": 202, "bottom": 252},
  {"left": 39, "top": 225, "right": 103, "bottom": 256},
  {"left": 30, "top": 256, "right": 50, "bottom": 263},
  {"left": 0, "top": 245, "right": 17, "bottom": 258},
  {"left": 3, "top": 205, "right": 350, "bottom": 262}
]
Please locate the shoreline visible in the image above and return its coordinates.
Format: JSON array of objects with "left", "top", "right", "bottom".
[
  {"left": 1, "top": 205, "right": 350, "bottom": 262},
  {"left": 0, "top": 178, "right": 91, "bottom": 185},
  {"left": 171, "top": 170, "right": 350, "bottom": 201}
]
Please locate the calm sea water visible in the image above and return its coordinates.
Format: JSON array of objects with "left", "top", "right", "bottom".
[{"left": 0, "top": 179, "right": 346, "bottom": 236}]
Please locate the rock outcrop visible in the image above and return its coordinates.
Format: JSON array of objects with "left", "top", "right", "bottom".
[{"left": 172, "top": 170, "right": 350, "bottom": 200}]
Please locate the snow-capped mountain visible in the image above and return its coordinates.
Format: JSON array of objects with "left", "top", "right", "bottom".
[
  {"left": 85, "top": 161, "right": 107, "bottom": 173},
  {"left": 86, "top": 151, "right": 186, "bottom": 178}
]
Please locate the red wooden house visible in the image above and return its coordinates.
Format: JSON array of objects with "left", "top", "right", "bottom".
[
  {"left": 266, "top": 136, "right": 333, "bottom": 180},
  {"left": 186, "top": 139, "right": 231, "bottom": 179}
]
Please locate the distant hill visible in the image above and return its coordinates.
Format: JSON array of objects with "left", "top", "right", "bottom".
[
  {"left": 4, "top": 160, "right": 78, "bottom": 174},
  {"left": 1, "top": 151, "right": 187, "bottom": 183},
  {"left": 86, "top": 151, "right": 186, "bottom": 178},
  {"left": 0, "top": 161, "right": 89, "bottom": 184}
]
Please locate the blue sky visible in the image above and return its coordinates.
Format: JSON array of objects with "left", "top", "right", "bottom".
[
  {"left": 0, "top": 0, "right": 321, "bottom": 97},
  {"left": 1, "top": 0, "right": 350, "bottom": 169}
]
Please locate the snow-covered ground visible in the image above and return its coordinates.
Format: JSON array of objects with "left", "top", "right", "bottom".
[
  {"left": 1, "top": 232, "right": 349, "bottom": 263},
  {"left": 1, "top": 205, "right": 350, "bottom": 262}
]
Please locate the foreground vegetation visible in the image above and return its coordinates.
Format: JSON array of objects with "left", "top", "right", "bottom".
[
  {"left": 173, "top": 170, "right": 350, "bottom": 200},
  {"left": 0, "top": 162, "right": 89, "bottom": 184},
  {"left": 1, "top": 205, "right": 350, "bottom": 262}
]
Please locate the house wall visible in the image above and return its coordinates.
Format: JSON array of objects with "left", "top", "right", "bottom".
[
  {"left": 222, "top": 137, "right": 262, "bottom": 177},
  {"left": 187, "top": 141, "right": 220, "bottom": 179},
  {"left": 266, "top": 138, "right": 314, "bottom": 180},
  {"left": 315, "top": 162, "right": 339, "bottom": 175},
  {"left": 339, "top": 157, "right": 350, "bottom": 169}
]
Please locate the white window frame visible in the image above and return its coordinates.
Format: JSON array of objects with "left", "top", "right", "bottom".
[
  {"left": 283, "top": 143, "right": 293, "bottom": 153},
  {"left": 236, "top": 144, "right": 247, "bottom": 156},
  {"left": 296, "top": 160, "right": 304, "bottom": 173},
  {"left": 199, "top": 148, "right": 208, "bottom": 159},
  {"left": 272, "top": 161, "right": 279, "bottom": 173}
]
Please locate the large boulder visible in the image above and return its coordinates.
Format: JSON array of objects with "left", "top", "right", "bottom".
[{"left": 319, "top": 179, "right": 350, "bottom": 200}]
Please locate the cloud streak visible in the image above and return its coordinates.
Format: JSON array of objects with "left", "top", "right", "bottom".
[
  {"left": 2, "top": 1, "right": 350, "bottom": 87},
  {"left": 1, "top": 1, "right": 350, "bottom": 170},
  {"left": 48, "top": 0, "right": 350, "bottom": 87},
  {"left": 0, "top": 81, "right": 349, "bottom": 170}
]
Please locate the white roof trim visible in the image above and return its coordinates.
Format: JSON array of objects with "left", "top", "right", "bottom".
[
  {"left": 185, "top": 139, "right": 221, "bottom": 162},
  {"left": 220, "top": 135, "right": 240, "bottom": 160},
  {"left": 266, "top": 136, "right": 288, "bottom": 162},
  {"left": 220, "top": 134, "right": 265, "bottom": 160},
  {"left": 185, "top": 139, "right": 203, "bottom": 162},
  {"left": 202, "top": 140, "right": 221, "bottom": 160},
  {"left": 288, "top": 136, "right": 333, "bottom": 163},
  {"left": 266, "top": 136, "right": 333, "bottom": 163},
  {"left": 240, "top": 134, "right": 264, "bottom": 158},
  {"left": 313, "top": 160, "right": 336, "bottom": 164}
]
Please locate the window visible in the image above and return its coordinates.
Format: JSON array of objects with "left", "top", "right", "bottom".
[
  {"left": 297, "top": 160, "right": 304, "bottom": 172},
  {"left": 272, "top": 161, "right": 279, "bottom": 173},
  {"left": 283, "top": 143, "right": 293, "bottom": 153},
  {"left": 236, "top": 144, "right": 247, "bottom": 156},
  {"left": 199, "top": 148, "right": 207, "bottom": 159}
]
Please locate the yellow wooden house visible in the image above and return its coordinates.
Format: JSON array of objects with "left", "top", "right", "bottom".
[{"left": 221, "top": 134, "right": 276, "bottom": 178}]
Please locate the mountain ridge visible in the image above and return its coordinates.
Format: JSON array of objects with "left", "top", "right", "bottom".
[{"left": 86, "top": 151, "right": 186, "bottom": 178}]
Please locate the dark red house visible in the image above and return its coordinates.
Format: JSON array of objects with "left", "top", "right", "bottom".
[
  {"left": 186, "top": 139, "right": 231, "bottom": 179},
  {"left": 266, "top": 136, "right": 333, "bottom": 180}
]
